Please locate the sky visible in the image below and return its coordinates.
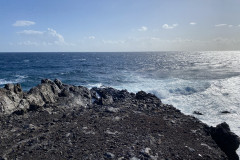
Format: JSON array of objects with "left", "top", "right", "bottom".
[{"left": 0, "top": 0, "right": 240, "bottom": 52}]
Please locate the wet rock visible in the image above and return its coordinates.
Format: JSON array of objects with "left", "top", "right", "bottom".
[
  {"left": 209, "top": 122, "right": 240, "bottom": 160},
  {"left": 193, "top": 111, "right": 203, "bottom": 115},
  {"left": 221, "top": 111, "right": 231, "bottom": 114},
  {"left": 136, "top": 91, "right": 148, "bottom": 100},
  {"left": 136, "top": 91, "right": 161, "bottom": 105}
]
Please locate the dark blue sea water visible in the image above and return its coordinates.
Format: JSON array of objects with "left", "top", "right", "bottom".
[{"left": 1, "top": 51, "right": 240, "bottom": 154}]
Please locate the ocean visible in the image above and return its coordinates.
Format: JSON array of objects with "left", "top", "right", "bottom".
[{"left": 1, "top": 51, "right": 240, "bottom": 154}]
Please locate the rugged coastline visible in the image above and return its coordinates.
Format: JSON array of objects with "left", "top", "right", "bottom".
[{"left": 0, "top": 79, "right": 239, "bottom": 159}]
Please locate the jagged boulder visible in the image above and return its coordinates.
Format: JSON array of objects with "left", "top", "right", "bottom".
[
  {"left": 209, "top": 122, "right": 240, "bottom": 160},
  {"left": 27, "top": 79, "right": 61, "bottom": 108},
  {"left": 136, "top": 91, "right": 162, "bottom": 107},
  {"left": 56, "top": 85, "right": 91, "bottom": 108},
  {"left": 91, "top": 87, "right": 134, "bottom": 105},
  {"left": 0, "top": 84, "right": 25, "bottom": 114},
  {"left": 0, "top": 79, "right": 92, "bottom": 114}
]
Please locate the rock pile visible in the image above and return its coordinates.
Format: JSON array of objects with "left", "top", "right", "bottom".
[{"left": 0, "top": 79, "right": 239, "bottom": 159}]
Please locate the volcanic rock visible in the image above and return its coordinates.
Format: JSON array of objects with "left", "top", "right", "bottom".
[
  {"left": 208, "top": 122, "right": 240, "bottom": 160},
  {"left": 193, "top": 111, "right": 204, "bottom": 115},
  {"left": 0, "top": 79, "right": 239, "bottom": 159},
  {"left": 221, "top": 111, "right": 231, "bottom": 114}
]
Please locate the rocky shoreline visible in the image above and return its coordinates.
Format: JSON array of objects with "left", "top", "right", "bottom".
[{"left": 0, "top": 79, "right": 239, "bottom": 160}]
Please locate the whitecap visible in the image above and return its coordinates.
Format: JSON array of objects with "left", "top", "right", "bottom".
[
  {"left": 23, "top": 59, "right": 29, "bottom": 63},
  {"left": 73, "top": 59, "right": 86, "bottom": 61},
  {"left": 0, "top": 79, "right": 15, "bottom": 85},
  {"left": 0, "top": 75, "right": 28, "bottom": 85},
  {"left": 109, "top": 72, "right": 240, "bottom": 156},
  {"left": 86, "top": 83, "right": 105, "bottom": 88}
]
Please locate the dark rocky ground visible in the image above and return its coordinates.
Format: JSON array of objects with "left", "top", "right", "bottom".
[{"left": 0, "top": 79, "right": 239, "bottom": 160}]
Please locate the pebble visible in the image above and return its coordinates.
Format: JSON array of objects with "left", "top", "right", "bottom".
[
  {"left": 104, "top": 152, "right": 115, "bottom": 159},
  {"left": 130, "top": 157, "right": 140, "bottom": 160},
  {"left": 66, "top": 133, "right": 71, "bottom": 137},
  {"left": 106, "top": 107, "right": 120, "bottom": 113},
  {"left": 185, "top": 146, "right": 195, "bottom": 152}
]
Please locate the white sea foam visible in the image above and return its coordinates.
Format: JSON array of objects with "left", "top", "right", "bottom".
[
  {"left": 109, "top": 72, "right": 240, "bottom": 156},
  {"left": 23, "top": 59, "right": 30, "bottom": 63},
  {"left": 0, "top": 79, "right": 15, "bottom": 85},
  {"left": 73, "top": 58, "right": 86, "bottom": 61},
  {"left": 86, "top": 83, "right": 105, "bottom": 88},
  {"left": 0, "top": 75, "right": 28, "bottom": 85}
]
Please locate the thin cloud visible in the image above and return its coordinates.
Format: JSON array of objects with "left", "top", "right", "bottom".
[
  {"left": 47, "top": 28, "right": 65, "bottom": 44},
  {"left": 215, "top": 24, "right": 227, "bottom": 27},
  {"left": 17, "top": 30, "right": 43, "bottom": 35},
  {"left": 228, "top": 25, "right": 233, "bottom": 28},
  {"left": 102, "top": 40, "right": 125, "bottom": 44},
  {"left": 16, "top": 28, "right": 72, "bottom": 46},
  {"left": 138, "top": 26, "right": 148, "bottom": 31},
  {"left": 13, "top": 20, "right": 35, "bottom": 27},
  {"left": 190, "top": 22, "right": 196, "bottom": 25},
  {"left": 88, "top": 36, "right": 95, "bottom": 40},
  {"left": 18, "top": 41, "right": 39, "bottom": 46},
  {"left": 162, "top": 24, "right": 178, "bottom": 29}
]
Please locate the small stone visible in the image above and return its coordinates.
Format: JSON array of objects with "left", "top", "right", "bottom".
[
  {"left": 104, "top": 152, "right": 115, "bottom": 159},
  {"left": 23, "top": 124, "right": 35, "bottom": 130},
  {"left": 53, "top": 118, "right": 59, "bottom": 122},
  {"left": 66, "top": 133, "right": 71, "bottom": 137},
  {"left": 105, "top": 129, "right": 119, "bottom": 135},
  {"left": 185, "top": 146, "right": 195, "bottom": 152},
  {"left": 106, "top": 107, "right": 119, "bottom": 113},
  {"left": 201, "top": 143, "right": 212, "bottom": 150},
  {"left": 113, "top": 116, "right": 121, "bottom": 121},
  {"left": 140, "top": 147, "right": 151, "bottom": 158},
  {"left": 171, "top": 120, "right": 176, "bottom": 124},
  {"left": 144, "top": 147, "right": 151, "bottom": 154},
  {"left": 130, "top": 157, "right": 140, "bottom": 160},
  {"left": 82, "top": 126, "right": 88, "bottom": 130}
]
